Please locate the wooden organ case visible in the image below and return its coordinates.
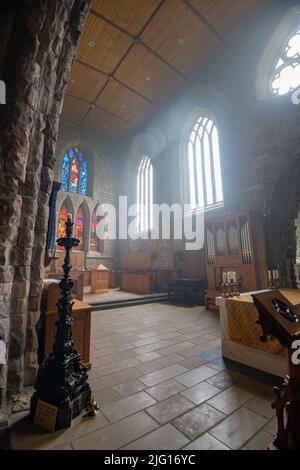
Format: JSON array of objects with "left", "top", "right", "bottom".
[{"left": 205, "top": 211, "right": 268, "bottom": 309}]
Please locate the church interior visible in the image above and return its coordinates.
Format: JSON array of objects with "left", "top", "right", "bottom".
[{"left": 1, "top": 0, "right": 300, "bottom": 452}]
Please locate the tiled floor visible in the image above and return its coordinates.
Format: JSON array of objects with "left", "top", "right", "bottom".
[
  {"left": 83, "top": 288, "right": 150, "bottom": 304},
  {"left": 9, "top": 303, "right": 277, "bottom": 450}
]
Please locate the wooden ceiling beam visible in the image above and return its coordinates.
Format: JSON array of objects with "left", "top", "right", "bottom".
[
  {"left": 88, "top": 2, "right": 187, "bottom": 81},
  {"left": 65, "top": 92, "right": 138, "bottom": 128},
  {"left": 75, "top": 59, "right": 160, "bottom": 107},
  {"left": 181, "top": 0, "right": 228, "bottom": 47},
  {"left": 77, "top": 3, "right": 168, "bottom": 127}
]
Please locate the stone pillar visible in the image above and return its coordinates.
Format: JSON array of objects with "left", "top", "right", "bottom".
[{"left": 0, "top": 0, "right": 90, "bottom": 418}]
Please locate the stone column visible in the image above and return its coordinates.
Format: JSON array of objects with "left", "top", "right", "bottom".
[{"left": 0, "top": 0, "right": 90, "bottom": 418}]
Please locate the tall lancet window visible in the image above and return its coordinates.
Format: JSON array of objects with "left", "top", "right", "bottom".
[
  {"left": 60, "top": 147, "right": 88, "bottom": 195},
  {"left": 271, "top": 29, "right": 300, "bottom": 96},
  {"left": 137, "top": 156, "right": 153, "bottom": 232},
  {"left": 186, "top": 113, "right": 223, "bottom": 211}
]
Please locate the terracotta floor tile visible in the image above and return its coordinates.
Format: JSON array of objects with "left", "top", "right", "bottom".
[
  {"left": 181, "top": 381, "right": 220, "bottom": 405},
  {"left": 102, "top": 391, "right": 156, "bottom": 423},
  {"left": 137, "top": 332, "right": 158, "bottom": 339},
  {"left": 156, "top": 342, "right": 196, "bottom": 356},
  {"left": 263, "top": 416, "right": 277, "bottom": 435},
  {"left": 179, "top": 358, "right": 208, "bottom": 370},
  {"left": 113, "top": 379, "right": 146, "bottom": 397},
  {"left": 86, "top": 374, "right": 120, "bottom": 392},
  {"left": 136, "top": 360, "right": 163, "bottom": 374},
  {"left": 156, "top": 353, "right": 185, "bottom": 367},
  {"left": 112, "top": 367, "right": 142, "bottom": 382},
  {"left": 172, "top": 403, "right": 225, "bottom": 439},
  {"left": 72, "top": 412, "right": 158, "bottom": 450},
  {"left": 207, "top": 385, "right": 253, "bottom": 415},
  {"left": 94, "top": 387, "right": 122, "bottom": 405},
  {"left": 146, "top": 395, "right": 194, "bottom": 425},
  {"left": 183, "top": 433, "right": 229, "bottom": 450},
  {"left": 175, "top": 365, "right": 217, "bottom": 387},
  {"left": 206, "top": 370, "right": 236, "bottom": 390},
  {"left": 210, "top": 408, "right": 267, "bottom": 450},
  {"left": 134, "top": 352, "right": 162, "bottom": 363},
  {"left": 244, "top": 396, "right": 275, "bottom": 419},
  {"left": 242, "top": 430, "right": 273, "bottom": 450},
  {"left": 140, "top": 364, "right": 188, "bottom": 387},
  {"left": 122, "top": 424, "right": 189, "bottom": 450},
  {"left": 146, "top": 379, "right": 186, "bottom": 401}
]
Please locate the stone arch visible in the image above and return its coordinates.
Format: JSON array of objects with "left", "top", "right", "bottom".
[
  {"left": 74, "top": 199, "right": 90, "bottom": 252},
  {"left": 56, "top": 196, "right": 74, "bottom": 246},
  {"left": 90, "top": 202, "right": 103, "bottom": 254}
]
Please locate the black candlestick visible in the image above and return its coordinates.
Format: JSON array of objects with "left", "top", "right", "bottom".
[{"left": 30, "top": 218, "right": 91, "bottom": 430}]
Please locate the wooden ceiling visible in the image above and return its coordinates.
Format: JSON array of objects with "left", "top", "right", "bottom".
[{"left": 62, "top": 0, "right": 275, "bottom": 140}]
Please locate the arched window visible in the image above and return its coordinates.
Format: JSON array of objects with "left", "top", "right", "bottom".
[
  {"left": 74, "top": 205, "right": 85, "bottom": 251},
  {"left": 256, "top": 6, "right": 300, "bottom": 100},
  {"left": 56, "top": 201, "right": 73, "bottom": 250},
  {"left": 137, "top": 156, "right": 153, "bottom": 232},
  {"left": 185, "top": 113, "right": 223, "bottom": 211},
  {"left": 61, "top": 147, "right": 88, "bottom": 195},
  {"left": 90, "top": 208, "right": 100, "bottom": 252},
  {"left": 271, "top": 29, "right": 300, "bottom": 96}
]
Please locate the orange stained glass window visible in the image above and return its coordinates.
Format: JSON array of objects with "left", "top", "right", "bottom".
[{"left": 75, "top": 206, "right": 85, "bottom": 250}]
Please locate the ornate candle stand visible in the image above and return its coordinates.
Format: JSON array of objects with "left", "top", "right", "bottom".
[{"left": 30, "top": 218, "right": 92, "bottom": 430}]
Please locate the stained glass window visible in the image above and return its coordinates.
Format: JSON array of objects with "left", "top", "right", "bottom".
[
  {"left": 56, "top": 204, "right": 69, "bottom": 250},
  {"left": 75, "top": 206, "right": 85, "bottom": 251},
  {"left": 61, "top": 154, "right": 70, "bottom": 192},
  {"left": 60, "top": 147, "right": 88, "bottom": 195},
  {"left": 271, "top": 29, "right": 300, "bottom": 95},
  {"left": 185, "top": 113, "right": 223, "bottom": 211},
  {"left": 90, "top": 209, "right": 99, "bottom": 252}
]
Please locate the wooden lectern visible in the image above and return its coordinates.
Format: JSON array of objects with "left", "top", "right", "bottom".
[
  {"left": 252, "top": 290, "right": 300, "bottom": 450},
  {"left": 91, "top": 263, "right": 109, "bottom": 294}
]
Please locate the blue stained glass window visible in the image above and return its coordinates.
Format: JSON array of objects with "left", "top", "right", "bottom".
[
  {"left": 80, "top": 158, "right": 88, "bottom": 195},
  {"left": 60, "top": 147, "right": 88, "bottom": 195},
  {"left": 61, "top": 154, "right": 70, "bottom": 192}
]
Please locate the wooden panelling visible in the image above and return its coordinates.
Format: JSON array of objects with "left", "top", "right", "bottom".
[
  {"left": 120, "top": 252, "right": 152, "bottom": 270},
  {"left": 66, "top": 62, "right": 107, "bottom": 102},
  {"left": 115, "top": 44, "right": 185, "bottom": 104},
  {"left": 182, "top": 249, "right": 207, "bottom": 281},
  {"left": 76, "top": 14, "right": 132, "bottom": 73},
  {"left": 141, "top": 0, "right": 221, "bottom": 79},
  {"left": 96, "top": 80, "right": 157, "bottom": 126},
  {"left": 61, "top": 95, "right": 90, "bottom": 124},
  {"left": 82, "top": 105, "right": 135, "bottom": 139},
  {"left": 120, "top": 272, "right": 152, "bottom": 295},
  {"left": 189, "top": 0, "right": 273, "bottom": 41},
  {"left": 90, "top": 0, "right": 161, "bottom": 35}
]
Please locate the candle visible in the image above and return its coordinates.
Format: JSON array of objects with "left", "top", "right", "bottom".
[
  {"left": 232, "top": 271, "right": 237, "bottom": 282},
  {"left": 267, "top": 270, "right": 272, "bottom": 280},
  {"left": 275, "top": 270, "right": 279, "bottom": 280},
  {"left": 67, "top": 212, "right": 73, "bottom": 222},
  {"left": 222, "top": 272, "right": 227, "bottom": 284},
  {"left": 272, "top": 270, "right": 276, "bottom": 280}
]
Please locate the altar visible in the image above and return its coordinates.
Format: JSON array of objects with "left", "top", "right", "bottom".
[{"left": 216, "top": 289, "right": 300, "bottom": 377}]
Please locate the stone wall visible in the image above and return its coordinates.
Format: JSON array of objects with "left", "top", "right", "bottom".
[
  {"left": 117, "top": 1, "right": 300, "bottom": 285},
  {"left": 0, "top": 0, "right": 90, "bottom": 419}
]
